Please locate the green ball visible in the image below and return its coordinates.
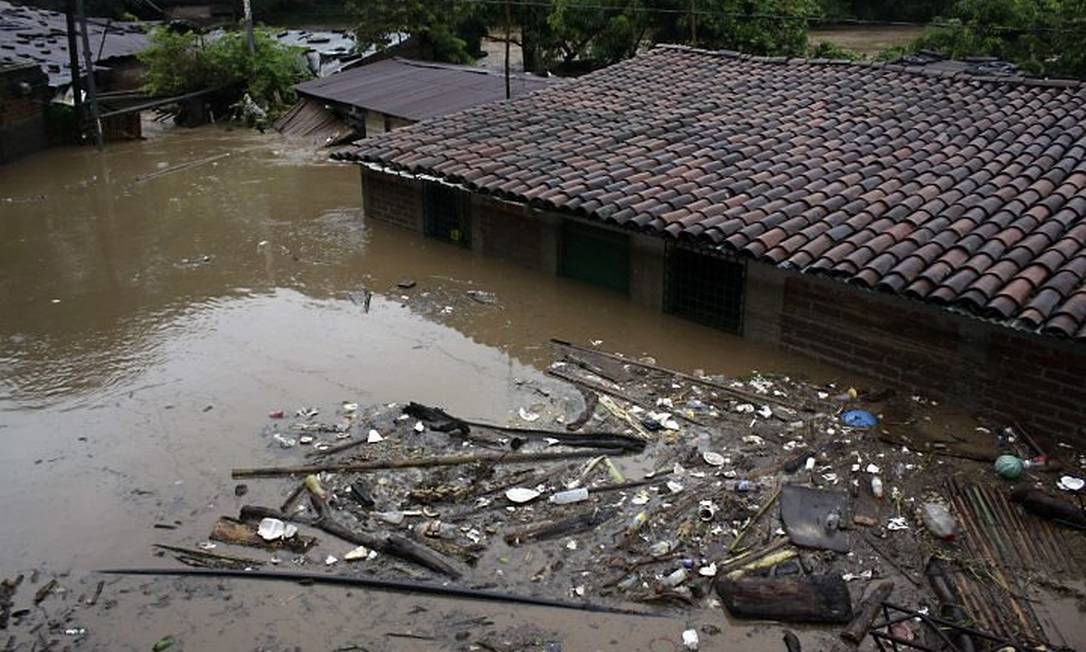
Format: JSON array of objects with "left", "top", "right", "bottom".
[{"left": 994, "top": 454, "right": 1023, "bottom": 480}]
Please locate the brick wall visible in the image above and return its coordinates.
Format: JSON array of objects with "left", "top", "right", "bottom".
[
  {"left": 0, "top": 96, "right": 41, "bottom": 124},
  {"left": 778, "top": 273, "right": 1086, "bottom": 441},
  {"left": 476, "top": 199, "right": 545, "bottom": 269},
  {"left": 1, "top": 65, "right": 48, "bottom": 163},
  {"left": 361, "top": 168, "right": 422, "bottom": 231}
]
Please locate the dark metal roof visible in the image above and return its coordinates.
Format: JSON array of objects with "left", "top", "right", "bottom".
[
  {"left": 0, "top": 0, "right": 148, "bottom": 87},
  {"left": 294, "top": 57, "right": 557, "bottom": 121}
]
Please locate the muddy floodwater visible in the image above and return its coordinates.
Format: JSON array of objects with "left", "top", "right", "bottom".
[{"left": 0, "top": 126, "right": 1076, "bottom": 651}]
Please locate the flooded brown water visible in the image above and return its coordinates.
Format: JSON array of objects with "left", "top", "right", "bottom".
[{"left": 0, "top": 125, "right": 1056, "bottom": 651}]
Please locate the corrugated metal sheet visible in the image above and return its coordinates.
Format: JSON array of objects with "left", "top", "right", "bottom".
[
  {"left": 0, "top": 0, "right": 148, "bottom": 87},
  {"left": 274, "top": 97, "right": 356, "bottom": 147},
  {"left": 293, "top": 57, "right": 557, "bottom": 121}
]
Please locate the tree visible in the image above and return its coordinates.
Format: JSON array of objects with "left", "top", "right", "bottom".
[
  {"left": 347, "top": 0, "right": 480, "bottom": 63},
  {"left": 139, "top": 27, "right": 311, "bottom": 109},
  {"left": 910, "top": 0, "right": 1086, "bottom": 77}
]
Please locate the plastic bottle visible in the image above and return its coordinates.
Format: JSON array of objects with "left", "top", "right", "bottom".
[
  {"left": 694, "top": 432, "right": 711, "bottom": 453},
  {"left": 625, "top": 511, "right": 648, "bottom": 536},
  {"left": 661, "top": 567, "right": 688, "bottom": 588},
  {"left": 724, "top": 479, "right": 757, "bottom": 492},
  {"left": 921, "top": 503, "right": 958, "bottom": 540},
  {"left": 550, "top": 487, "right": 589, "bottom": 504},
  {"left": 871, "top": 477, "right": 884, "bottom": 499}
]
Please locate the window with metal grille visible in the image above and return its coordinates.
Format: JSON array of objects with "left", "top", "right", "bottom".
[
  {"left": 664, "top": 243, "right": 745, "bottom": 333},
  {"left": 423, "top": 184, "right": 471, "bottom": 247}
]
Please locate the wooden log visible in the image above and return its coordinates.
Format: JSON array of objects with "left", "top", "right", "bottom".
[
  {"left": 715, "top": 575, "right": 853, "bottom": 624},
  {"left": 504, "top": 506, "right": 618, "bottom": 546},
  {"left": 232, "top": 449, "right": 614, "bottom": 479},
  {"left": 782, "top": 630, "right": 802, "bottom": 652},
  {"left": 209, "top": 516, "right": 316, "bottom": 553},
  {"left": 841, "top": 580, "right": 894, "bottom": 643},
  {"left": 1010, "top": 488, "right": 1086, "bottom": 529},
  {"left": 546, "top": 366, "right": 705, "bottom": 426}
]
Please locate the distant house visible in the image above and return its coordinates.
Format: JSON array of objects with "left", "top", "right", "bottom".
[
  {"left": 0, "top": 62, "right": 48, "bottom": 162},
  {"left": 157, "top": 0, "right": 237, "bottom": 26},
  {"left": 334, "top": 45, "right": 1086, "bottom": 441},
  {"left": 0, "top": 1, "right": 148, "bottom": 89},
  {"left": 276, "top": 57, "right": 555, "bottom": 146},
  {"left": 0, "top": 1, "right": 149, "bottom": 158}
]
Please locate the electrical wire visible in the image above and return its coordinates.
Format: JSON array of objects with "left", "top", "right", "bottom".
[{"left": 452, "top": 0, "right": 1086, "bottom": 37}]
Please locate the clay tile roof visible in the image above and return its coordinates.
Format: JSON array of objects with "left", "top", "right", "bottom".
[{"left": 336, "top": 45, "right": 1086, "bottom": 342}]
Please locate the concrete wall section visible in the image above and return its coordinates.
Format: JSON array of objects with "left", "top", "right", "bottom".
[
  {"left": 629, "top": 233, "right": 664, "bottom": 311},
  {"left": 742, "top": 262, "right": 786, "bottom": 345},
  {"left": 364, "top": 110, "right": 386, "bottom": 137}
]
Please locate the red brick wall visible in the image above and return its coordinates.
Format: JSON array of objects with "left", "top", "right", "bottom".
[
  {"left": 779, "top": 275, "right": 1086, "bottom": 441},
  {"left": 361, "top": 169, "right": 421, "bottom": 231},
  {"left": 477, "top": 200, "right": 544, "bottom": 269}
]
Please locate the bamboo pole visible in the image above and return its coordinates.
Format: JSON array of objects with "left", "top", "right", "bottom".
[
  {"left": 232, "top": 448, "right": 619, "bottom": 479},
  {"left": 551, "top": 339, "right": 811, "bottom": 412}
]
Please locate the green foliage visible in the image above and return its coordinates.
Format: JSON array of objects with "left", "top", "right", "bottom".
[
  {"left": 816, "top": 0, "right": 952, "bottom": 21},
  {"left": 910, "top": 0, "right": 1086, "bottom": 76},
  {"left": 347, "top": 0, "right": 476, "bottom": 63},
  {"left": 806, "top": 39, "right": 863, "bottom": 59},
  {"left": 139, "top": 27, "right": 311, "bottom": 108},
  {"left": 690, "top": 0, "right": 819, "bottom": 56},
  {"left": 138, "top": 29, "right": 221, "bottom": 98}
]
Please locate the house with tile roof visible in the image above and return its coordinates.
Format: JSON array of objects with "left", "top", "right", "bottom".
[{"left": 334, "top": 45, "right": 1086, "bottom": 441}]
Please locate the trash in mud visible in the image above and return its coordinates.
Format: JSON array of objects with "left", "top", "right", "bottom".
[{"left": 125, "top": 339, "right": 1086, "bottom": 651}]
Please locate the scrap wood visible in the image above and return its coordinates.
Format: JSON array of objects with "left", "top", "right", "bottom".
[
  {"left": 405, "top": 402, "right": 647, "bottom": 452},
  {"left": 947, "top": 480, "right": 1034, "bottom": 639},
  {"left": 715, "top": 574, "right": 853, "bottom": 624},
  {"left": 546, "top": 366, "right": 705, "bottom": 426},
  {"left": 565, "top": 388, "right": 598, "bottom": 432},
  {"left": 873, "top": 602, "right": 1032, "bottom": 652},
  {"left": 134, "top": 152, "right": 230, "bottom": 183},
  {"left": 32, "top": 579, "right": 57, "bottom": 605},
  {"left": 233, "top": 448, "right": 620, "bottom": 479},
  {"left": 209, "top": 516, "right": 317, "bottom": 553},
  {"left": 239, "top": 477, "right": 464, "bottom": 578},
  {"left": 714, "top": 538, "right": 790, "bottom": 577},
  {"left": 551, "top": 338, "right": 813, "bottom": 413},
  {"left": 98, "top": 567, "right": 662, "bottom": 616},
  {"left": 782, "top": 631, "right": 802, "bottom": 652},
  {"left": 597, "top": 395, "right": 652, "bottom": 440},
  {"left": 729, "top": 486, "right": 781, "bottom": 553},
  {"left": 841, "top": 580, "right": 895, "bottom": 644},
  {"left": 724, "top": 547, "right": 796, "bottom": 579},
  {"left": 1, "top": 575, "right": 22, "bottom": 629},
  {"left": 153, "top": 544, "right": 264, "bottom": 570},
  {"left": 1010, "top": 488, "right": 1086, "bottom": 529},
  {"left": 504, "top": 506, "right": 618, "bottom": 546}
]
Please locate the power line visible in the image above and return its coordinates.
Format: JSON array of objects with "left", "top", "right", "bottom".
[{"left": 454, "top": 0, "right": 1086, "bottom": 37}]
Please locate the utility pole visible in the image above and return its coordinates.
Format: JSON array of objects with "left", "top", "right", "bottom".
[
  {"left": 504, "top": 0, "right": 512, "bottom": 99},
  {"left": 689, "top": 0, "right": 697, "bottom": 45},
  {"left": 75, "top": 0, "right": 102, "bottom": 150},
  {"left": 243, "top": 0, "right": 255, "bottom": 55},
  {"left": 64, "top": 0, "right": 84, "bottom": 142}
]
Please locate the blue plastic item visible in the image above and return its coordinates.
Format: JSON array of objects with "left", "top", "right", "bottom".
[{"left": 841, "top": 409, "right": 878, "bottom": 429}]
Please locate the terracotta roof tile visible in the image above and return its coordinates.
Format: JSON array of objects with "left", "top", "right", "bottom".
[{"left": 338, "top": 45, "right": 1086, "bottom": 341}]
